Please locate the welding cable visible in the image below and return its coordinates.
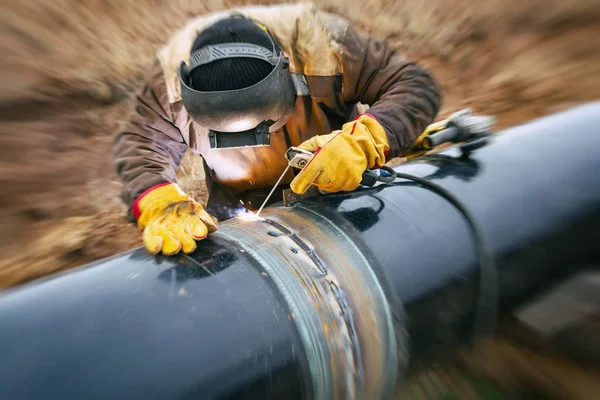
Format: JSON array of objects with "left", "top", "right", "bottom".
[{"left": 388, "top": 171, "right": 499, "bottom": 343}]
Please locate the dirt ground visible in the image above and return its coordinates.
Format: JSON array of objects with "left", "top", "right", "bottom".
[{"left": 1, "top": 0, "right": 599, "bottom": 398}]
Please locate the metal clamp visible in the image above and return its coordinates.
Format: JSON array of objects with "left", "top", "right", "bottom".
[{"left": 285, "top": 146, "right": 313, "bottom": 169}]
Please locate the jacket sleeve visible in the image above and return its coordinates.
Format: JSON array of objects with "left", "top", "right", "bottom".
[
  {"left": 113, "top": 59, "right": 188, "bottom": 214},
  {"left": 339, "top": 23, "right": 442, "bottom": 159}
]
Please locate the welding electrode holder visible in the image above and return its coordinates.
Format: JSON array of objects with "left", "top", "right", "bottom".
[{"left": 284, "top": 147, "right": 396, "bottom": 190}]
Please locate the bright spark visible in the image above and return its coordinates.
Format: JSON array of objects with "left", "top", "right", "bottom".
[{"left": 235, "top": 209, "right": 264, "bottom": 222}]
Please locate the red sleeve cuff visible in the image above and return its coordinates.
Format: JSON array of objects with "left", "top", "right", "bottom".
[{"left": 132, "top": 182, "right": 171, "bottom": 220}]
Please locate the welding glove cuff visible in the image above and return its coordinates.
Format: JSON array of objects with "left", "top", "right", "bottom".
[
  {"left": 133, "top": 183, "right": 217, "bottom": 255},
  {"left": 290, "top": 114, "right": 390, "bottom": 194}
]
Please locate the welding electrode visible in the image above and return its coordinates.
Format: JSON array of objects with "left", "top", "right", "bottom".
[{"left": 256, "top": 164, "right": 291, "bottom": 217}]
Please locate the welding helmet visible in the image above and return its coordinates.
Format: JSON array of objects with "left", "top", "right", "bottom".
[{"left": 177, "top": 16, "right": 296, "bottom": 149}]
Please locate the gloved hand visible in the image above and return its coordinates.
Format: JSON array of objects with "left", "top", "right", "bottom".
[
  {"left": 290, "top": 114, "right": 390, "bottom": 194},
  {"left": 133, "top": 183, "right": 218, "bottom": 255}
]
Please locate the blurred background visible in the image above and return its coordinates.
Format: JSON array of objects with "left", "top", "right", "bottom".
[{"left": 1, "top": 0, "right": 599, "bottom": 398}]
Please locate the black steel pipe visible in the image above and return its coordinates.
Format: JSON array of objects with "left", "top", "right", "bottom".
[{"left": 1, "top": 102, "right": 599, "bottom": 400}]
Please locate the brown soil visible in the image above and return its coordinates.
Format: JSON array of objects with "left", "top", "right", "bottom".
[{"left": 1, "top": 0, "right": 599, "bottom": 397}]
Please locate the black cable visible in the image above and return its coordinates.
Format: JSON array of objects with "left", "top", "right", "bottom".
[
  {"left": 376, "top": 165, "right": 398, "bottom": 183},
  {"left": 389, "top": 172, "right": 499, "bottom": 343}
]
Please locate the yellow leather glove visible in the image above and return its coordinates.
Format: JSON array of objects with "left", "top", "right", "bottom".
[
  {"left": 132, "top": 183, "right": 218, "bottom": 255},
  {"left": 290, "top": 114, "right": 390, "bottom": 194}
]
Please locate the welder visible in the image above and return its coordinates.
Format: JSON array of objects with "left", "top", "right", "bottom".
[{"left": 113, "top": 3, "right": 442, "bottom": 255}]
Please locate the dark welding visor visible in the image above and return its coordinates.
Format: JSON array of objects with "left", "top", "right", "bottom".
[{"left": 177, "top": 41, "right": 296, "bottom": 148}]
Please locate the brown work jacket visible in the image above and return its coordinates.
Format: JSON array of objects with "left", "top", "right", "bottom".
[{"left": 113, "top": 3, "right": 441, "bottom": 220}]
